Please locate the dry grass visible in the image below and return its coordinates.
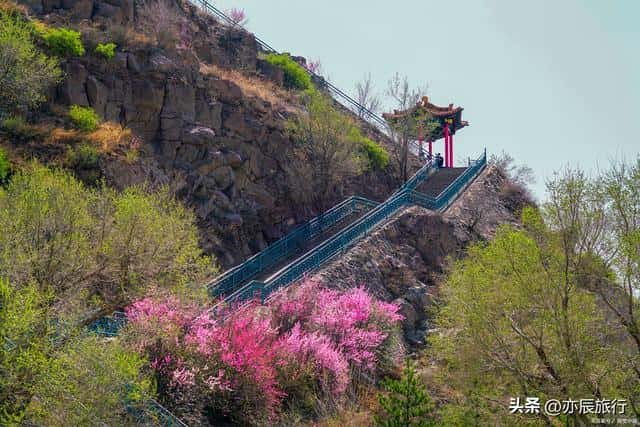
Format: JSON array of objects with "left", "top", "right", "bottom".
[
  {"left": 300, "top": 386, "right": 379, "bottom": 427},
  {"left": 45, "top": 127, "right": 82, "bottom": 145},
  {"left": 46, "top": 122, "right": 135, "bottom": 154},
  {"left": 200, "top": 63, "right": 294, "bottom": 109},
  {"left": 0, "top": 0, "right": 27, "bottom": 15},
  {"left": 86, "top": 122, "right": 133, "bottom": 153}
]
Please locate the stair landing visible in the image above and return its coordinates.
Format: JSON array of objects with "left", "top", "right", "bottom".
[{"left": 415, "top": 167, "right": 467, "bottom": 197}]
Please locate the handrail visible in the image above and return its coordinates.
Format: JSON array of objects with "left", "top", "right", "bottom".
[
  {"left": 215, "top": 151, "right": 487, "bottom": 308},
  {"left": 207, "top": 195, "right": 378, "bottom": 297},
  {"left": 189, "top": 0, "right": 391, "bottom": 131}
]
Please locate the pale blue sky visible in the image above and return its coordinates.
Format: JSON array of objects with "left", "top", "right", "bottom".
[{"left": 210, "top": 0, "right": 639, "bottom": 199}]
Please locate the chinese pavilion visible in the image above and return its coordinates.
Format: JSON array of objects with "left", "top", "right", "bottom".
[{"left": 382, "top": 96, "right": 469, "bottom": 168}]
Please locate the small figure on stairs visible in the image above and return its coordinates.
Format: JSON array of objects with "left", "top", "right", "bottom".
[{"left": 435, "top": 152, "right": 444, "bottom": 168}]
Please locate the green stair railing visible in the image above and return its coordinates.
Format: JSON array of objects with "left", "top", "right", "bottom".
[
  {"left": 207, "top": 195, "right": 379, "bottom": 298},
  {"left": 87, "top": 311, "right": 127, "bottom": 337},
  {"left": 215, "top": 150, "right": 486, "bottom": 309}
]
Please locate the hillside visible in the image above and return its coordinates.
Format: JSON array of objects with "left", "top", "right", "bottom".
[
  {"left": 313, "top": 165, "right": 523, "bottom": 346},
  {"left": 3, "top": 0, "right": 639, "bottom": 426},
  {"left": 4, "top": 0, "right": 400, "bottom": 269}
]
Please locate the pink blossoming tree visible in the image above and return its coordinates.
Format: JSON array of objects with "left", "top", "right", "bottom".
[{"left": 125, "top": 279, "right": 403, "bottom": 424}]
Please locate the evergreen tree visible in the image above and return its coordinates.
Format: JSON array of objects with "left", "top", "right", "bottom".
[{"left": 375, "top": 359, "right": 435, "bottom": 427}]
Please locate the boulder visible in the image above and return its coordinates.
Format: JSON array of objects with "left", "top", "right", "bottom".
[
  {"left": 195, "top": 93, "right": 222, "bottom": 132},
  {"left": 211, "top": 166, "right": 234, "bottom": 190},
  {"left": 162, "top": 80, "right": 195, "bottom": 122},
  {"left": 42, "top": 0, "right": 61, "bottom": 13},
  {"left": 58, "top": 62, "right": 89, "bottom": 106},
  {"left": 86, "top": 76, "right": 108, "bottom": 118},
  {"left": 257, "top": 59, "right": 284, "bottom": 87},
  {"left": 62, "top": 0, "right": 92, "bottom": 19},
  {"left": 127, "top": 53, "right": 141, "bottom": 73},
  {"left": 182, "top": 126, "right": 216, "bottom": 145},
  {"left": 225, "top": 151, "right": 243, "bottom": 168},
  {"left": 196, "top": 151, "right": 226, "bottom": 175}
]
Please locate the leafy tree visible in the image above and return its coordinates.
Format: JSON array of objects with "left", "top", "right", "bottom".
[
  {"left": 0, "top": 9, "right": 61, "bottom": 117},
  {"left": 0, "top": 147, "right": 10, "bottom": 182},
  {"left": 24, "top": 335, "right": 154, "bottom": 426},
  {"left": 286, "top": 90, "right": 366, "bottom": 210},
  {"left": 0, "top": 163, "right": 214, "bottom": 322},
  {"left": 430, "top": 202, "right": 628, "bottom": 425},
  {"left": 0, "top": 278, "right": 54, "bottom": 424},
  {"left": 543, "top": 161, "right": 640, "bottom": 413},
  {"left": 349, "top": 126, "right": 389, "bottom": 170},
  {"left": 375, "top": 359, "right": 435, "bottom": 427}
]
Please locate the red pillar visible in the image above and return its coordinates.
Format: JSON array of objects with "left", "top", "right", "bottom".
[
  {"left": 449, "top": 134, "right": 453, "bottom": 168},
  {"left": 428, "top": 139, "right": 433, "bottom": 157},
  {"left": 443, "top": 124, "right": 449, "bottom": 168}
]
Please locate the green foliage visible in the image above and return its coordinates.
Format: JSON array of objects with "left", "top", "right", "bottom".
[
  {"left": 0, "top": 163, "right": 214, "bottom": 422},
  {"left": 95, "top": 42, "right": 116, "bottom": 60},
  {"left": 0, "top": 278, "right": 54, "bottom": 424},
  {"left": 67, "top": 143, "right": 100, "bottom": 169},
  {"left": 264, "top": 53, "right": 312, "bottom": 90},
  {"left": 286, "top": 90, "right": 365, "bottom": 209},
  {"left": 430, "top": 204, "right": 628, "bottom": 425},
  {"left": 0, "top": 10, "right": 61, "bottom": 116},
  {"left": 25, "top": 336, "right": 154, "bottom": 426},
  {"left": 0, "top": 147, "right": 9, "bottom": 183},
  {"left": 375, "top": 359, "right": 435, "bottom": 427},
  {"left": 348, "top": 127, "right": 389, "bottom": 170},
  {"left": 0, "top": 115, "right": 36, "bottom": 139},
  {"left": 41, "top": 26, "right": 85, "bottom": 57},
  {"left": 68, "top": 105, "right": 99, "bottom": 131},
  {"left": 0, "top": 163, "right": 214, "bottom": 315}
]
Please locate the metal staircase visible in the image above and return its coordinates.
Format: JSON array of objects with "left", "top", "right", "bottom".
[
  {"left": 214, "top": 150, "right": 487, "bottom": 310},
  {"left": 207, "top": 196, "right": 378, "bottom": 298},
  {"left": 78, "top": 5, "right": 489, "bottom": 424}
]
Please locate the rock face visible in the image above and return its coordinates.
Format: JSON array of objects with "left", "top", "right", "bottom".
[
  {"left": 312, "top": 166, "right": 523, "bottom": 347},
  {"left": 22, "top": 0, "right": 396, "bottom": 268}
]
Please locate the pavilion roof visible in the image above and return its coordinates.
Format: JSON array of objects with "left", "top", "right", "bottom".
[{"left": 382, "top": 96, "right": 469, "bottom": 139}]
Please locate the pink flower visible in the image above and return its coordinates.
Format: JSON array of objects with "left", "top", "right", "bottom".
[
  {"left": 226, "top": 8, "right": 247, "bottom": 26},
  {"left": 279, "top": 323, "right": 349, "bottom": 395}
]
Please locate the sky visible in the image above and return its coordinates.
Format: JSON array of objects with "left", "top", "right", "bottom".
[{"left": 210, "top": 0, "right": 639, "bottom": 200}]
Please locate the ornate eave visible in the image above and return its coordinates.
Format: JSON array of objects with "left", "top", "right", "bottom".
[{"left": 382, "top": 96, "right": 469, "bottom": 140}]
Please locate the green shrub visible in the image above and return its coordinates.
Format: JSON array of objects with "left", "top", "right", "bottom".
[
  {"left": 68, "top": 105, "right": 99, "bottom": 131},
  {"left": 375, "top": 359, "right": 435, "bottom": 426},
  {"left": 0, "top": 147, "right": 10, "bottom": 183},
  {"left": 95, "top": 42, "right": 116, "bottom": 60},
  {"left": 1, "top": 115, "right": 37, "bottom": 139},
  {"left": 264, "top": 53, "right": 312, "bottom": 90},
  {"left": 348, "top": 127, "right": 389, "bottom": 170},
  {"left": 0, "top": 11, "right": 61, "bottom": 116},
  {"left": 42, "top": 27, "right": 84, "bottom": 57},
  {"left": 360, "top": 136, "right": 389, "bottom": 170},
  {"left": 68, "top": 144, "right": 100, "bottom": 169}
]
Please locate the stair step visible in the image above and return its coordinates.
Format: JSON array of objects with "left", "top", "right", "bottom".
[{"left": 415, "top": 167, "right": 467, "bottom": 197}]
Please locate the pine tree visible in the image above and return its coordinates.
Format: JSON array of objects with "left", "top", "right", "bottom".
[{"left": 375, "top": 359, "right": 435, "bottom": 427}]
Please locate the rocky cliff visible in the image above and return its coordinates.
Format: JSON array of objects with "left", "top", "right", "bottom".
[
  {"left": 17, "top": 0, "right": 397, "bottom": 268},
  {"left": 312, "top": 165, "right": 524, "bottom": 347}
]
